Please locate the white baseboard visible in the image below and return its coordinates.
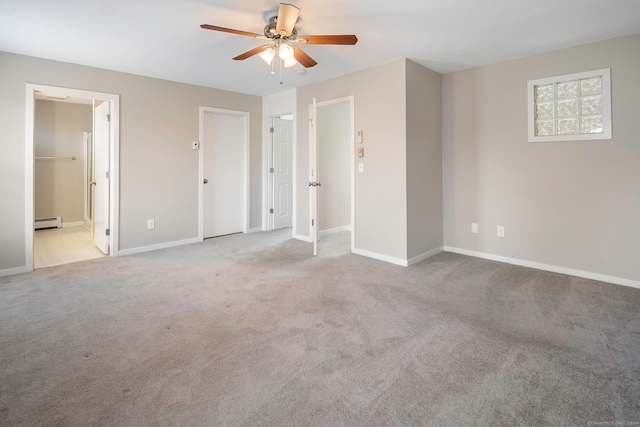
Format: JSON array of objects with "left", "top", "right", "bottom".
[
  {"left": 319, "top": 225, "right": 351, "bottom": 236},
  {"left": 0, "top": 266, "right": 27, "bottom": 278},
  {"left": 294, "top": 234, "right": 312, "bottom": 243},
  {"left": 62, "top": 221, "right": 84, "bottom": 228},
  {"left": 443, "top": 246, "right": 640, "bottom": 289},
  {"left": 118, "top": 237, "right": 202, "bottom": 257},
  {"left": 352, "top": 248, "right": 408, "bottom": 267},
  {"left": 247, "top": 227, "right": 262, "bottom": 234},
  {"left": 407, "top": 247, "right": 444, "bottom": 266}
]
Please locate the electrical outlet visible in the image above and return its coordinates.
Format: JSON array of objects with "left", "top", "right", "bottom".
[
  {"left": 471, "top": 223, "right": 478, "bottom": 234},
  {"left": 497, "top": 226, "right": 505, "bottom": 237},
  {"left": 147, "top": 219, "right": 155, "bottom": 230}
]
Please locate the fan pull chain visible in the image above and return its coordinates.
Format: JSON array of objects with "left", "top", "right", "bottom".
[{"left": 279, "top": 58, "right": 284, "bottom": 85}]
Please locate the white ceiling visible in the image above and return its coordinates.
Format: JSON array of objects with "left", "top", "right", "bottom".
[{"left": 2, "top": 0, "right": 639, "bottom": 96}]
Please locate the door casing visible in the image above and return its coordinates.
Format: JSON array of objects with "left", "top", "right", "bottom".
[
  {"left": 308, "top": 96, "right": 355, "bottom": 254},
  {"left": 25, "top": 84, "right": 120, "bottom": 272},
  {"left": 92, "top": 101, "right": 110, "bottom": 254},
  {"left": 270, "top": 115, "right": 294, "bottom": 230},
  {"left": 198, "top": 106, "right": 250, "bottom": 240}
]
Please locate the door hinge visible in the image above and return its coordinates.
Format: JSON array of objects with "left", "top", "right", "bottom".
[
  {"left": 106, "top": 114, "right": 111, "bottom": 122},
  {"left": 270, "top": 167, "right": 275, "bottom": 173},
  {"left": 106, "top": 228, "right": 110, "bottom": 236},
  {"left": 311, "top": 219, "right": 314, "bottom": 226},
  {"left": 270, "top": 127, "right": 274, "bottom": 133},
  {"left": 106, "top": 171, "right": 110, "bottom": 179},
  {"left": 269, "top": 208, "right": 274, "bottom": 214}
]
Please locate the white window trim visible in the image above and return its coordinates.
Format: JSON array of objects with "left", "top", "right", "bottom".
[{"left": 527, "top": 68, "right": 611, "bottom": 142}]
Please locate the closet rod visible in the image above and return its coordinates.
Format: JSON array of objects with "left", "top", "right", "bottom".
[{"left": 35, "top": 155, "right": 77, "bottom": 160}]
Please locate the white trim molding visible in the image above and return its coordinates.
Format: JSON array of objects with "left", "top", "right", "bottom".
[
  {"left": 407, "top": 247, "right": 444, "bottom": 266},
  {"left": 118, "top": 237, "right": 201, "bottom": 257},
  {"left": 262, "top": 89, "right": 296, "bottom": 234},
  {"left": 351, "top": 246, "right": 443, "bottom": 267},
  {"left": 352, "top": 248, "right": 408, "bottom": 267},
  {"left": 294, "top": 234, "right": 312, "bottom": 243},
  {"left": 444, "top": 246, "right": 640, "bottom": 290},
  {"left": 311, "top": 96, "right": 356, "bottom": 254},
  {"left": 198, "top": 106, "right": 251, "bottom": 240},
  {"left": 25, "top": 84, "right": 121, "bottom": 273},
  {"left": 319, "top": 225, "right": 351, "bottom": 236},
  {"left": 0, "top": 267, "right": 28, "bottom": 278}
]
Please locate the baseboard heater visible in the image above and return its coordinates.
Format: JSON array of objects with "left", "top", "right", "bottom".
[{"left": 35, "top": 216, "right": 62, "bottom": 230}]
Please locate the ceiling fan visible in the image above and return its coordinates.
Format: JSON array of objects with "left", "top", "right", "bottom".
[{"left": 200, "top": 3, "right": 358, "bottom": 72}]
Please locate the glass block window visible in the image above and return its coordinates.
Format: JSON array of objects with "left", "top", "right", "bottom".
[{"left": 527, "top": 69, "right": 611, "bottom": 142}]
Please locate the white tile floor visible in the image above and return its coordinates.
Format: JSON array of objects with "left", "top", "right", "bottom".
[{"left": 34, "top": 226, "right": 105, "bottom": 269}]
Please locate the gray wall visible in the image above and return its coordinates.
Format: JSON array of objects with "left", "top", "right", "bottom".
[
  {"left": 406, "top": 60, "right": 443, "bottom": 260},
  {"left": 34, "top": 100, "right": 92, "bottom": 224},
  {"left": 297, "top": 59, "right": 444, "bottom": 262},
  {"left": 442, "top": 33, "right": 640, "bottom": 283},
  {"left": 0, "top": 51, "right": 262, "bottom": 272},
  {"left": 297, "top": 60, "right": 408, "bottom": 260}
]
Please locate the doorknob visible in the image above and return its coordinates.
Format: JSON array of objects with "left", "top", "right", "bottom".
[
  {"left": 203, "top": 179, "right": 208, "bottom": 184},
  {"left": 89, "top": 181, "right": 96, "bottom": 186}
]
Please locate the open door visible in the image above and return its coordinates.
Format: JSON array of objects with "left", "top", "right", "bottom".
[
  {"left": 93, "top": 101, "right": 110, "bottom": 254},
  {"left": 309, "top": 98, "right": 319, "bottom": 255},
  {"left": 308, "top": 96, "right": 355, "bottom": 257}
]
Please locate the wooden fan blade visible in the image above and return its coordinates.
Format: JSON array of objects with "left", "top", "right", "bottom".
[
  {"left": 200, "top": 24, "right": 262, "bottom": 38},
  {"left": 275, "top": 3, "right": 300, "bottom": 37},
  {"left": 233, "top": 45, "right": 271, "bottom": 61},
  {"left": 297, "top": 35, "right": 358, "bottom": 45},
  {"left": 292, "top": 46, "right": 317, "bottom": 68}
]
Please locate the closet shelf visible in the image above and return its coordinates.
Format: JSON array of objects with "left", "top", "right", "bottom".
[{"left": 35, "top": 156, "right": 77, "bottom": 160}]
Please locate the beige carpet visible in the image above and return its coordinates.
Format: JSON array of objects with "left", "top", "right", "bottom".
[{"left": 1, "top": 229, "right": 639, "bottom": 426}]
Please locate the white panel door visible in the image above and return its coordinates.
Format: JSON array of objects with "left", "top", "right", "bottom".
[
  {"left": 203, "top": 111, "right": 245, "bottom": 238},
  {"left": 93, "top": 102, "right": 109, "bottom": 254},
  {"left": 272, "top": 117, "right": 293, "bottom": 229},
  {"left": 309, "top": 98, "right": 319, "bottom": 255}
]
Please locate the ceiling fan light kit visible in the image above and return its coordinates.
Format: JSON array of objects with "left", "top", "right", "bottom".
[
  {"left": 259, "top": 47, "right": 276, "bottom": 65},
  {"left": 201, "top": 3, "right": 357, "bottom": 84}
]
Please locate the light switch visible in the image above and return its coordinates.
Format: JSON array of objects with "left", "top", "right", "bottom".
[
  {"left": 357, "top": 130, "right": 363, "bottom": 143},
  {"left": 358, "top": 163, "right": 364, "bottom": 173},
  {"left": 357, "top": 147, "right": 364, "bottom": 158}
]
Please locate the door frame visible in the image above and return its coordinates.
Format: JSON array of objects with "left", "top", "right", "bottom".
[
  {"left": 25, "top": 83, "right": 120, "bottom": 272},
  {"left": 82, "top": 131, "right": 94, "bottom": 227},
  {"left": 308, "top": 96, "right": 355, "bottom": 253},
  {"left": 198, "top": 106, "right": 250, "bottom": 240},
  {"left": 266, "top": 113, "right": 294, "bottom": 231}
]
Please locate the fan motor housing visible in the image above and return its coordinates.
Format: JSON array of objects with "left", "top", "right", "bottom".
[{"left": 264, "top": 16, "right": 297, "bottom": 40}]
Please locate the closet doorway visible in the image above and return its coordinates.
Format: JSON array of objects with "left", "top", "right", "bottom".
[
  {"left": 269, "top": 114, "right": 293, "bottom": 230},
  {"left": 309, "top": 97, "right": 355, "bottom": 256},
  {"left": 199, "top": 106, "right": 250, "bottom": 239},
  {"left": 25, "top": 84, "right": 120, "bottom": 271}
]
